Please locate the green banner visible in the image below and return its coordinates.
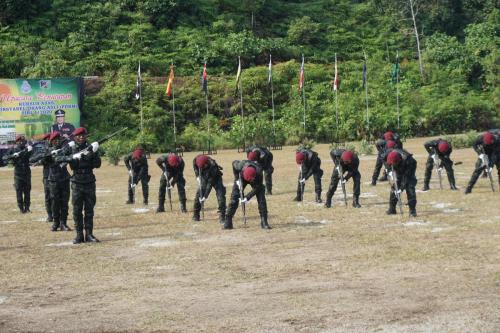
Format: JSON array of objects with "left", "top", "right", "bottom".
[{"left": 0, "top": 77, "right": 83, "bottom": 142}]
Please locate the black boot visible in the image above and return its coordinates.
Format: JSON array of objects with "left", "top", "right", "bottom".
[
  {"left": 293, "top": 195, "right": 302, "bottom": 202},
  {"left": 352, "top": 195, "right": 361, "bottom": 208},
  {"left": 223, "top": 216, "right": 233, "bottom": 230},
  {"left": 370, "top": 180, "right": 377, "bottom": 186},
  {"left": 156, "top": 205, "right": 165, "bottom": 213},
  {"left": 18, "top": 204, "right": 24, "bottom": 214},
  {"left": 315, "top": 192, "right": 322, "bottom": 203},
  {"left": 450, "top": 184, "right": 458, "bottom": 191},
  {"left": 85, "top": 228, "right": 100, "bottom": 243},
  {"left": 464, "top": 187, "right": 472, "bottom": 194},
  {"left": 125, "top": 199, "right": 134, "bottom": 204},
  {"left": 266, "top": 185, "right": 272, "bottom": 195},
  {"left": 24, "top": 203, "right": 30, "bottom": 213},
  {"left": 73, "top": 229, "right": 84, "bottom": 244},
  {"left": 60, "top": 221, "right": 72, "bottom": 231},
  {"left": 143, "top": 200, "right": 148, "bottom": 205},
  {"left": 192, "top": 212, "right": 200, "bottom": 222},
  {"left": 51, "top": 221, "right": 59, "bottom": 232},
  {"left": 386, "top": 205, "right": 397, "bottom": 215},
  {"left": 260, "top": 215, "right": 272, "bottom": 229},
  {"left": 324, "top": 193, "right": 333, "bottom": 208},
  {"left": 180, "top": 200, "right": 187, "bottom": 213},
  {"left": 218, "top": 213, "right": 226, "bottom": 224},
  {"left": 46, "top": 215, "right": 53, "bottom": 222},
  {"left": 422, "top": 184, "right": 430, "bottom": 191},
  {"left": 409, "top": 209, "right": 417, "bottom": 217}
]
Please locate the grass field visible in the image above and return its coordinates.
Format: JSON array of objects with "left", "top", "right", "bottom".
[{"left": 0, "top": 137, "right": 499, "bottom": 333}]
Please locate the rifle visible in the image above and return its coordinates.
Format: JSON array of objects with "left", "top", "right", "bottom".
[
  {"left": 390, "top": 166, "right": 404, "bottom": 216},
  {"left": 298, "top": 165, "right": 304, "bottom": 202},
  {"left": 432, "top": 152, "right": 443, "bottom": 190},
  {"left": 238, "top": 173, "right": 247, "bottom": 226},
  {"left": 479, "top": 147, "right": 495, "bottom": 192},
  {"left": 337, "top": 161, "right": 347, "bottom": 207},
  {"left": 197, "top": 167, "right": 204, "bottom": 221},
  {"left": 72, "top": 127, "right": 128, "bottom": 156},
  {"left": 163, "top": 163, "right": 173, "bottom": 211},
  {"left": 129, "top": 170, "right": 136, "bottom": 199}
]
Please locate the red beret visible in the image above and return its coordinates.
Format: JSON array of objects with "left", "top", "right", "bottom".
[
  {"left": 483, "top": 132, "right": 494, "bottom": 145},
  {"left": 341, "top": 150, "right": 354, "bottom": 163},
  {"left": 247, "top": 150, "right": 259, "bottom": 161},
  {"left": 386, "top": 150, "right": 402, "bottom": 165},
  {"left": 242, "top": 166, "right": 257, "bottom": 182},
  {"left": 73, "top": 127, "right": 88, "bottom": 136},
  {"left": 437, "top": 141, "right": 450, "bottom": 154},
  {"left": 195, "top": 155, "right": 209, "bottom": 169},
  {"left": 42, "top": 133, "right": 51, "bottom": 140},
  {"left": 167, "top": 154, "right": 181, "bottom": 167},
  {"left": 383, "top": 131, "right": 394, "bottom": 141},
  {"left": 295, "top": 152, "right": 306, "bottom": 164},
  {"left": 386, "top": 140, "right": 396, "bottom": 149},
  {"left": 15, "top": 134, "right": 25, "bottom": 142},
  {"left": 132, "top": 149, "right": 143, "bottom": 160}
]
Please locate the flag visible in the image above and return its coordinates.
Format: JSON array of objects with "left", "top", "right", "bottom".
[
  {"left": 333, "top": 56, "right": 340, "bottom": 91},
  {"left": 235, "top": 56, "right": 242, "bottom": 90},
  {"left": 298, "top": 55, "right": 305, "bottom": 92},
  {"left": 135, "top": 63, "right": 141, "bottom": 100},
  {"left": 391, "top": 52, "right": 400, "bottom": 84},
  {"left": 165, "top": 64, "right": 174, "bottom": 97},
  {"left": 201, "top": 62, "right": 208, "bottom": 94},
  {"left": 268, "top": 54, "right": 272, "bottom": 84},
  {"left": 362, "top": 61, "right": 367, "bottom": 88}
]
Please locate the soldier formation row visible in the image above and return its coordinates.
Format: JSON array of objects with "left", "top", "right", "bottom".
[{"left": 2, "top": 128, "right": 499, "bottom": 244}]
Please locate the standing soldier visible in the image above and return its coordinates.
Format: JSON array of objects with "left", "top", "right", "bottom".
[
  {"left": 29, "top": 133, "right": 53, "bottom": 221},
  {"left": 47, "top": 132, "right": 72, "bottom": 231},
  {"left": 246, "top": 146, "right": 274, "bottom": 195},
  {"left": 384, "top": 149, "right": 418, "bottom": 217},
  {"left": 422, "top": 139, "right": 457, "bottom": 191},
  {"left": 2, "top": 135, "right": 33, "bottom": 213},
  {"left": 192, "top": 154, "right": 226, "bottom": 223},
  {"left": 325, "top": 149, "right": 361, "bottom": 208},
  {"left": 371, "top": 131, "right": 402, "bottom": 185},
  {"left": 156, "top": 153, "right": 187, "bottom": 213},
  {"left": 224, "top": 160, "right": 271, "bottom": 230},
  {"left": 465, "top": 131, "right": 500, "bottom": 194},
  {"left": 294, "top": 148, "right": 323, "bottom": 203},
  {"left": 51, "top": 109, "right": 75, "bottom": 139},
  {"left": 124, "top": 148, "right": 150, "bottom": 205},
  {"left": 57, "top": 127, "right": 101, "bottom": 244}
]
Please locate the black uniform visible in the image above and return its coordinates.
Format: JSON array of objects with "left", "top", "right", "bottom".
[
  {"left": 371, "top": 135, "right": 403, "bottom": 185},
  {"left": 325, "top": 149, "right": 361, "bottom": 208},
  {"left": 156, "top": 154, "right": 186, "bottom": 212},
  {"left": 51, "top": 123, "right": 75, "bottom": 138},
  {"left": 3, "top": 142, "right": 33, "bottom": 213},
  {"left": 423, "top": 139, "right": 457, "bottom": 190},
  {"left": 384, "top": 149, "right": 418, "bottom": 216},
  {"left": 294, "top": 149, "right": 323, "bottom": 203},
  {"left": 245, "top": 146, "right": 274, "bottom": 195},
  {"left": 465, "top": 132, "right": 500, "bottom": 193},
  {"left": 58, "top": 142, "right": 101, "bottom": 243},
  {"left": 47, "top": 144, "right": 72, "bottom": 231},
  {"left": 124, "top": 152, "right": 150, "bottom": 204},
  {"left": 29, "top": 142, "right": 53, "bottom": 221},
  {"left": 192, "top": 155, "right": 226, "bottom": 223},
  {"left": 224, "top": 160, "right": 271, "bottom": 230}
]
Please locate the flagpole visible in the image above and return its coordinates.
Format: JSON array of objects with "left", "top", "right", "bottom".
[
  {"left": 396, "top": 50, "right": 400, "bottom": 130},
  {"left": 269, "top": 54, "right": 276, "bottom": 145},
  {"left": 364, "top": 52, "right": 370, "bottom": 140},
  {"left": 205, "top": 74, "right": 210, "bottom": 152},
  {"left": 139, "top": 61, "right": 143, "bottom": 134},
  {"left": 171, "top": 63, "right": 176, "bottom": 148},
  {"left": 334, "top": 53, "right": 339, "bottom": 143},
  {"left": 239, "top": 79, "right": 245, "bottom": 150},
  {"left": 302, "top": 54, "right": 306, "bottom": 134}
]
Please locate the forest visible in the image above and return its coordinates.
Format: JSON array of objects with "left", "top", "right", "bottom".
[{"left": 0, "top": 0, "right": 498, "bottom": 151}]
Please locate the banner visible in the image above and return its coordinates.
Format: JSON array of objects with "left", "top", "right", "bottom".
[{"left": 0, "top": 77, "right": 83, "bottom": 143}]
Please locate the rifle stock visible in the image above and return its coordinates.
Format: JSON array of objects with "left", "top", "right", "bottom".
[
  {"left": 238, "top": 173, "right": 247, "bottom": 226},
  {"left": 480, "top": 147, "right": 495, "bottom": 192},
  {"left": 337, "top": 162, "right": 347, "bottom": 206},
  {"left": 390, "top": 166, "right": 404, "bottom": 216}
]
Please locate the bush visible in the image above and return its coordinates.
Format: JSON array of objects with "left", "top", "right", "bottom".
[
  {"left": 358, "top": 139, "right": 374, "bottom": 155},
  {"left": 443, "top": 130, "right": 478, "bottom": 149},
  {"left": 102, "top": 139, "right": 128, "bottom": 166}
]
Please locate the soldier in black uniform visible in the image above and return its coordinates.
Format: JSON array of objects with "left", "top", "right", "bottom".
[
  {"left": 57, "top": 127, "right": 101, "bottom": 244},
  {"left": 422, "top": 139, "right": 457, "bottom": 191},
  {"left": 371, "top": 131, "right": 403, "bottom": 185},
  {"left": 156, "top": 153, "right": 186, "bottom": 213},
  {"left": 51, "top": 109, "right": 75, "bottom": 139},
  {"left": 465, "top": 131, "right": 500, "bottom": 194},
  {"left": 192, "top": 154, "right": 226, "bottom": 223},
  {"left": 384, "top": 149, "right": 418, "bottom": 217},
  {"left": 325, "top": 149, "right": 361, "bottom": 208},
  {"left": 246, "top": 146, "right": 274, "bottom": 195},
  {"left": 46, "top": 131, "right": 72, "bottom": 231},
  {"left": 2, "top": 135, "right": 33, "bottom": 213},
  {"left": 294, "top": 148, "right": 323, "bottom": 203},
  {"left": 124, "top": 149, "right": 150, "bottom": 205},
  {"left": 29, "top": 133, "right": 53, "bottom": 221},
  {"left": 224, "top": 160, "right": 271, "bottom": 230}
]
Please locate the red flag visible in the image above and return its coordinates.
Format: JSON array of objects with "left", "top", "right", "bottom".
[
  {"left": 165, "top": 64, "right": 174, "bottom": 97},
  {"left": 298, "top": 55, "right": 305, "bottom": 92},
  {"left": 201, "top": 63, "right": 208, "bottom": 94}
]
